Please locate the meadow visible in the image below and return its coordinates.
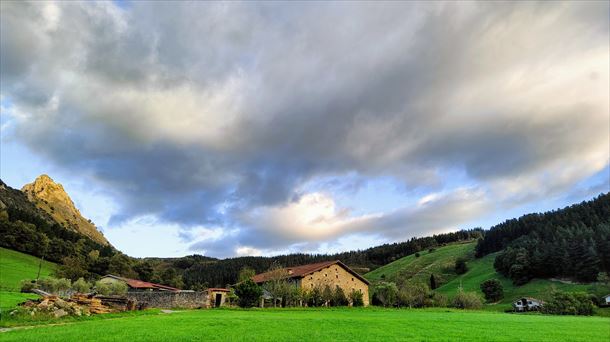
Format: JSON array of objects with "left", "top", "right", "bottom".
[
  {"left": 0, "top": 247, "right": 56, "bottom": 313},
  {"left": 2, "top": 307, "right": 609, "bottom": 341},
  {"left": 365, "top": 242, "right": 610, "bottom": 312}
]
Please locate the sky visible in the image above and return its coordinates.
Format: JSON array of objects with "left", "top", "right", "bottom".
[{"left": 1, "top": 1, "right": 608, "bottom": 258}]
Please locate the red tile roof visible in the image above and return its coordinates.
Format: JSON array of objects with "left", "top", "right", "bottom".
[
  {"left": 103, "top": 275, "right": 180, "bottom": 292},
  {"left": 251, "top": 260, "right": 369, "bottom": 285}
]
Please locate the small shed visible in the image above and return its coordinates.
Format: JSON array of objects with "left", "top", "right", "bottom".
[
  {"left": 512, "top": 297, "right": 543, "bottom": 312},
  {"left": 207, "top": 288, "right": 230, "bottom": 307}
]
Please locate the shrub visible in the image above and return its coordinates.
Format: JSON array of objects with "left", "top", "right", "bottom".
[
  {"left": 430, "top": 292, "right": 448, "bottom": 307},
  {"left": 94, "top": 281, "right": 112, "bottom": 296},
  {"left": 110, "top": 281, "right": 128, "bottom": 295},
  {"left": 20, "top": 280, "right": 38, "bottom": 293},
  {"left": 542, "top": 290, "right": 594, "bottom": 316},
  {"left": 331, "top": 286, "right": 349, "bottom": 306},
  {"left": 234, "top": 279, "right": 262, "bottom": 308},
  {"left": 415, "top": 253, "right": 421, "bottom": 258},
  {"left": 452, "top": 289, "right": 483, "bottom": 309},
  {"left": 349, "top": 289, "right": 364, "bottom": 307},
  {"left": 37, "top": 278, "right": 58, "bottom": 294},
  {"left": 455, "top": 258, "right": 468, "bottom": 275},
  {"left": 72, "top": 277, "right": 91, "bottom": 294},
  {"left": 321, "top": 285, "right": 333, "bottom": 306},
  {"left": 373, "top": 282, "right": 398, "bottom": 307},
  {"left": 480, "top": 279, "right": 503, "bottom": 302},
  {"left": 398, "top": 283, "right": 429, "bottom": 308},
  {"left": 307, "top": 286, "right": 325, "bottom": 307},
  {"left": 428, "top": 248, "right": 436, "bottom": 253}
]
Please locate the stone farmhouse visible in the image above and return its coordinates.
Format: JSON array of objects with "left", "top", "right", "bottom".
[{"left": 252, "top": 260, "right": 370, "bottom": 306}]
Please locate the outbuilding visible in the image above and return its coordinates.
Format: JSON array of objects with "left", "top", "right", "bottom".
[
  {"left": 99, "top": 274, "right": 180, "bottom": 292},
  {"left": 602, "top": 294, "right": 610, "bottom": 307},
  {"left": 512, "top": 297, "right": 543, "bottom": 312},
  {"left": 208, "top": 288, "right": 230, "bottom": 307}
]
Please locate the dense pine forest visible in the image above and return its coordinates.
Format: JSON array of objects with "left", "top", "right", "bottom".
[{"left": 475, "top": 193, "right": 610, "bottom": 284}]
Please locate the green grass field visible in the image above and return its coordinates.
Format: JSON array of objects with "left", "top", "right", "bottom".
[
  {"left": 1, "top": 308, "right": 608, "bottom": 341},
  {"left": 365, "top": 241, "right": 476, "bottom": 285},
  {"left": 0, "top": 247, "right": 56, "bottom": 313},
  {"left": 365, "top": 242, "right": 610, "bottom": 312}
]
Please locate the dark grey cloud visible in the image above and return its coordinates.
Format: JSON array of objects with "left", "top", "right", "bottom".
[{"left": 1, "top": 1, "right": 608, "bottom": 255}]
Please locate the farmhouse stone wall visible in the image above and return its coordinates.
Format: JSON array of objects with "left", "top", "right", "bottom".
[
  {"left": 300, "top": 264, "right": 370, "bottom": 306},
  {"left": 126, "top": 291, "right": 209, "bottom": 309}
]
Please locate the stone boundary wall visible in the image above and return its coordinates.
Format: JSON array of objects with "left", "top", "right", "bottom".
[{"left": 126, "top": 291, "right": 209, "bottom": 309}]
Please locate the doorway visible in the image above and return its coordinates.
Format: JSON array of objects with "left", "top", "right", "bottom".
[{"left": 215, "top": 293, "right": 222, "bottom": 307}]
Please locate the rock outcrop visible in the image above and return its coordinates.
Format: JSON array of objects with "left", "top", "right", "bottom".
[{"left": 21, "top": 175, "right": 110, "bottom": 246}]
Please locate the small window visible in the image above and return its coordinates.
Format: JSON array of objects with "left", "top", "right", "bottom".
[
  {"left": 351, "top": 278, "right": 354, "bottom": 281},
  {"left": 325, "top": 273, "right": 327, "bottom": 277},
  {"left": 336, "top": 275, "right": 338, "bottom": 279}
]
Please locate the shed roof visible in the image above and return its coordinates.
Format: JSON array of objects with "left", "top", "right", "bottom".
[
  {"left": 102, "top": 274, "right": 180, "bottom": 292},
  {"left": 208, "top": 288, "right": 230, "bottom": 292},
  {"left": 251, "top": 260, "right": 370, "bottom": 285}
]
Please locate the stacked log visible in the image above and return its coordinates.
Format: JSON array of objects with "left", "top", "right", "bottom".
[{"left": 16, "top": 294, "right": 136, "bottom": 318}]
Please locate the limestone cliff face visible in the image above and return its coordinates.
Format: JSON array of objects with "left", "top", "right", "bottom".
[{"left": 21, "top": 175, "right": 110, "bottom": 246}]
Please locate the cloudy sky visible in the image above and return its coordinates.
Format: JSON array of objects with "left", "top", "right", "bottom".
[{"left": 1, "top": 1, "right": 608, "bottom": 258}]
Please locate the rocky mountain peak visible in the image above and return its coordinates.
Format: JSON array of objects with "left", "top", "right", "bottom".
[{"left": 21, "top": 175, "right": 110, "bottom": 246}]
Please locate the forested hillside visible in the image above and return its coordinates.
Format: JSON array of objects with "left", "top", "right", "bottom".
[{"left": 475, "top": 193, "right": 610, "bottom": 285}]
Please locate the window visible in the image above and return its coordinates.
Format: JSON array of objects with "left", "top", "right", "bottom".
[
  {"left": 325, "top": 273, "right": 327, "bottom": 277},
  {"left": 351, "top": 278, "right": 354, "bottom": 281},
  {"left": 336, "top": 275, "right": 339, "bottom": 279}
]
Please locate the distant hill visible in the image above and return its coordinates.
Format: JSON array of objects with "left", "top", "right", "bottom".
[
  {"left": 21, "top": 175, "right": 109, "bottom": 246},
  {"left": 365, "top": 241, "right": 610, "bottom": 311}
]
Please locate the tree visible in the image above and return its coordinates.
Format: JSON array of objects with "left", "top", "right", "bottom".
[
  {"left": 262, "top": 263, "right": 290, "bottom": 307},
  {"left": 133, "top": 261, "right": 155, "bottom": 282},
  {"left": 455, "top": 258, "right": 468, "bottom": 275},
  {"left": 332, "top": 286, "right": 349, "bottom": 306},
  {"left": 480, "top": 279, "right": 503, "bottom": 302},
  {"left": 94, "top": 281, "right": 112, "bottom": 296},
  {"left": 160, "top": 268, "right": 184, "bottom": 289},
  {"left": 238, "top": 267, "right": 256, "bottom": 282},
  {"left": 108, "top": 253, "right": 136, "bottom": 278},
  {"left": 55, "top": 256, "right": 88, "bottom": 281},
  {"left": 234, "top": 279, "right": 262, "bottom": 308},
  {"left": 542, "top": 290, "right": 594, "bottom": 315},
  {"left": 373, "top": 282, "right": 398, "bottom": 307},
  {"left": 72, "top": 277, "right": 91, "bottom": 293},
  {"left": 349, "top": 289, "right": 364, "bottom": 307},
  {"left": 321, "top": 285, "right": 333, "bottom": 307},
  {"left": 398, "top": 283, "right": 429, "bottom": 308},
  {"left": 452, "top": 289, "right": 482, "bottom": 309},
  {"left": 429, "top": 274, "right": 437, "bottom": 290}
]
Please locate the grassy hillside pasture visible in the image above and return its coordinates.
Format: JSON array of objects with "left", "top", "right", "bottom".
[
  {"left": 365, "top": 242, "right": 610, "bottom": 312},
  {"left": 2, "top": 308, "right": 608, "bottom": 341},
  {"left": 435, "top": 252, "right": 610, "bottom": 311},
  {"left": 0, "top": 247, "right": 56, "bottom": 313},
  {"left": 365, "top": 241, "right": 476, "bottom": 285}
]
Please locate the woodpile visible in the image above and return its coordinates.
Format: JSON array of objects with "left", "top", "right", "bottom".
[{"left": 15, "top": 294, "right": 136, "bottom": 318}]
